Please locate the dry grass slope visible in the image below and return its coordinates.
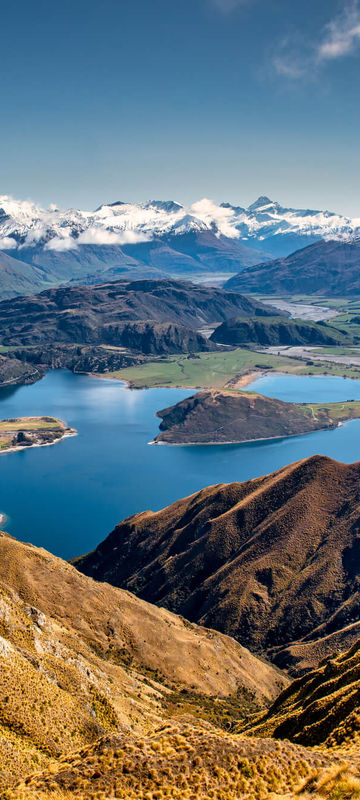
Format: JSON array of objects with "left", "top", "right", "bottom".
[
  {"left": 2, "top": 721, "right": 343, "bottom": 800},
  {"left": 243, "top": 638, "right": 360, "bottom": 752},
  {"left": 0, "top": 532, "right": 287, "bottom": 792}
]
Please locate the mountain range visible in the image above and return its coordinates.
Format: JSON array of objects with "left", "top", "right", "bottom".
[{"left": 1, "top": 193, "right": 360, "bottom": 299}]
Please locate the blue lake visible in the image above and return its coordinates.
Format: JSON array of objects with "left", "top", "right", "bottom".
[
  {"left": 248, "top": 373, "right": 360, "bottom": 403},
  {"left": 1, "top": 369, "right": 360, "bottom": 559}
]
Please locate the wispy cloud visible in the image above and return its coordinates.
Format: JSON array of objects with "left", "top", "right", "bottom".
[
  {"left": 319, "top": 2, "right": 360, "bottom": 61},
  {"left": 274, "top": 2, "right": 360, "bottom": 79}
]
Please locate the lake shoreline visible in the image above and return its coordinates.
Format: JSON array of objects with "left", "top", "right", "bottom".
[{"left": 148, "top": 421, "right": 343, "bottom": 447}]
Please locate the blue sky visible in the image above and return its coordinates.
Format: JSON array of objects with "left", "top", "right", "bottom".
[{"left": 1, "top": 0, "right": 360, "bottom": 214}]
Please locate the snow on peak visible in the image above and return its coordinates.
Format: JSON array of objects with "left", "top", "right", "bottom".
[
  {"left": 248, "top": 196, "right": 275, "bottom": 211},
  {"left": 0, "top": 193, "right": 359, "bottom": 253}
]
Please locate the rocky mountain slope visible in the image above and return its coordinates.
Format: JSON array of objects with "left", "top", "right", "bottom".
[
  {"left": 0, "top": 531, "right": 286, "bottom": 792},
  {"left": 225, "top": 239, "right": 360, "bottom": 296},
  {"left": 75, "top": 455, "right": 360, "bottom": 675},
  {"left": 210, "top": 316, "right": 348, "bottom": 347},
  {"left": 0, "top": 279, "right": 275, "bottom": 347},
  {"left": 153, "top": 390, "right": 337, "bottom": 444}
]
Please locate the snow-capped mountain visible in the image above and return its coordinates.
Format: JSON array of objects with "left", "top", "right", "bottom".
[
  {"left": 0, "top": 194, "right": 359, "bottom": 257},
  {"left": 0, "top": 193, "right": 359, "bottom": 301}
]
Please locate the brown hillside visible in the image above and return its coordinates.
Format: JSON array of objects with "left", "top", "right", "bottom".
[
  {"left": 244, "top": 637, "right": 360, "bottom": 752},
  {"left": 0, "top": 532, "right": 285, "bottom": 791},
  {"left": 5, "top": 720, "right": 338, "bottom": 800},
  {"left": 75, "top": 455, "right": 360, "bottom": 673},
  {"left": 154, "top": 389, "right": 335, "bottom": 444}
]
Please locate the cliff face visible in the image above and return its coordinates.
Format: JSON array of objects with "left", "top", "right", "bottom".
[{"left": 75, "top": 455, "right": 360, "bottom": 674}]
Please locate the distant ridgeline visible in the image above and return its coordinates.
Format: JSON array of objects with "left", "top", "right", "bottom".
[{"left": 225, "top": 239, "right": 360, "bottom": 297}]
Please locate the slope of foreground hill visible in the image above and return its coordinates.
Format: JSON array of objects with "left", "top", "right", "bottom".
[
  {"left": 0, "top": 530, "right": 287, "bottom": 792},
  {"left": 245, "top": 637, "right": 360, "bottom": 751},
  {"left": 75, "top": 455, "right": 360, "bottom": 674},
  {"left": 4, "top": 721, "right": 345, "bottom": 800},
  {"left": 225, "top": 239, "right": 360, "bottom": 296},
  {"left": 0, "top": 279, "right": 276, "bottom": 347}
]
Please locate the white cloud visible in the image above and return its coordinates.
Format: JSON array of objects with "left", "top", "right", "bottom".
[
  {"left": 318, "top": 2, "right": 360, "bottom": 61},
  {"left": 190, "top": 198, "right": 238, "bottom": 238},
  {"left": 0, "top": 236, "right": 17, "bottom": 250},
  {"left": 45, "top": 236, "right": 76, "bottom": 252},
  {"left": 273, "top": 2, "right": 360, "bottom": 79},
  {"left": 45, "top": 227, "right": 149, "bottom": 251},
  {"left": 77, "top": 227, "right": 149, "bottom": 246}
]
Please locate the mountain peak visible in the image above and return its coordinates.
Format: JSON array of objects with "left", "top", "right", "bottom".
[{"left": 248, "top": 196, "right": 275, "bottom": 211}]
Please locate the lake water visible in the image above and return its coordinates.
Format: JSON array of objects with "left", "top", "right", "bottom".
[
  {"left": 1, "top": 369, "right": 360, "bottom": 559},
  {"left": 248, "top": 373, "right": 360, "bottom": 403}
]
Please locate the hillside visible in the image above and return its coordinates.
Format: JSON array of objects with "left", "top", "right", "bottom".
[
  {"left": 75, "top": 455, "right": 360, "bottom": 674},
  {"left": 210, "top": 316, "right": 348, "bottom": 347},
  {"left": 225, "top": 239, "right": 360, "bottom": 296},
  {"left": 5, "top": 721, "right": 340, "bottom": 800},
  {"left": 0, "top": 353, "right": 44, "bottom": 386},
  {"left": 0, "top": 279, "right": 277, "bottom": 348},
  {"left": 153, "top": 390, "right": 337, "bottom": 444},
  {"left": 0, "top": 250, "right": 51, "bottom": 301},
  {"left": 0, "top": 531, "right": 286, "bottom": 791},
  {"left": 245, "top": 637, "right": 360, "bottom": 751}
]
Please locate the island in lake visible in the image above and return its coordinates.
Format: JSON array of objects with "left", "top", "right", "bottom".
[
  {"left": 0, "top": 416, "right": 76, "bottom": 454},
  {"left": 153, "top": 389, "right": 360, "bottom": 445}
]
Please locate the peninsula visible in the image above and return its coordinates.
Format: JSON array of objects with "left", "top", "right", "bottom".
[
  {"left": 0, "top": 416, "right": 76, "bottom": 454},
  {"left": 153, "top": 389, "right": 360, "bottom": 445}
]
